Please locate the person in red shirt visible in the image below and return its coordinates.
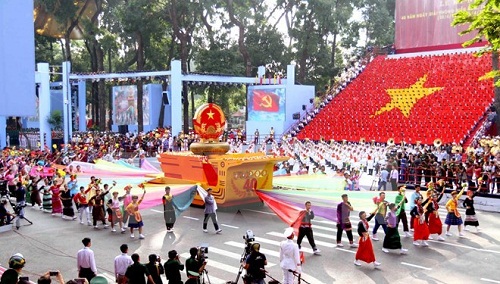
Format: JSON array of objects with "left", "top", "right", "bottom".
[{"left": 74, "top": 186, "right": 91, "bottom": 225}]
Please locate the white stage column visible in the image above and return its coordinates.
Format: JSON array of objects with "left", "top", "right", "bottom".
[
  {"left": 170, "top": 60, "right": 182, "bottom": 136},
  {"left": 287, "top": 64, "right": 295, "bottom": 86},
  {"left": 78, "top": 80, "right": 87, "bottom": 131},
  {"left": 37, "top": 63, "right": 51, "bottom": 150},
  {"left": 0, "top": 117, "right": 6, "bottom": 148},
  {"left": 62, "top": 61, "right": 71, "bottom": 148}
]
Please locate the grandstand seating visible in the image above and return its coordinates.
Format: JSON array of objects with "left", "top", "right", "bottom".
[{"left": 296, "top": 52, "right": 494, "bottom": 145}]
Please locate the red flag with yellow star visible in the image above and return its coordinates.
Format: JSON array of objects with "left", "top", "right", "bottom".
[
  {"left": 252, "top": 90, "right": 280, "bottom": 112},
  {"left": 298, "top": 54, "right": 494, "bottom": 144}
]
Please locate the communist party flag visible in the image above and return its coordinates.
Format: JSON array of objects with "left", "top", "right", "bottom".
[{"left": 252, "top": 90, "right": 280, "bottom": 112}]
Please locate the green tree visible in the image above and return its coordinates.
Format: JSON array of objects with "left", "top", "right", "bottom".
[{"left": 452, "top": 0, "right": 500, "bottom": 131}]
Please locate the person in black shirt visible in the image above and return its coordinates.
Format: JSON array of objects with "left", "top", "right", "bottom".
[
  {"left": 125, "top": 253, "right": 155, "bottom": 284},
  {"left": 145, "top": 254, "right": 164, "bottom": 284},
  {"left": 0, "top": 198, "right": 14, "bottom": 226},
  {"left": 164, "top": 250, "right": 184, "bottom": 284},
  {"left": 185, "top": 247, "right": 206, "bottom": 284},
  {"left": 244, "top": 243, "right": 267, "bottom": 284}
]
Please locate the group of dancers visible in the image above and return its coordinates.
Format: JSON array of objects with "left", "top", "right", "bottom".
[{"left": 351, "top": 182, "right": 480, "bottom": 267}]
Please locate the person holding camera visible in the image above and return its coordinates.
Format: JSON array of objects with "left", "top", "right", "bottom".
[
  {"left": 0, "top": 198, "right": 15, "bottom": 226},
  {"left": 146, "top": 254, "right": 164, "bottom": 284},
  {"left": 164, "top": 250, "right": 184, "bottom": 284},
  {"left": 125, "top": 253, "right": 155, "bottom": 284},
  {"left": 244, "top": 243, "right": 267, "bottom": 284},
  {"left": 36, "top": 270, "right": 65, "bottom": 284},
  {"left": 185, "top": 247, "right": 207, "bottom": 284}
]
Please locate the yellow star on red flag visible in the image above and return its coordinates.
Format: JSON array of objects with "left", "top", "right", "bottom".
[{"left": 370, "top": 74, "right": 444, "bottom": 118}]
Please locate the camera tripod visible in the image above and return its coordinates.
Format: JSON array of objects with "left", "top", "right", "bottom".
[
  {"left": 200, "top": 269, "right": 211, "bottom": 284},
  {"left": 230, "top": 246, "right": 249, "bottom": 284},
  {"left": 11, "top": 200, "right": 33, "bottom": 228},
  {"left": 288, "top": 269, "right": 311, "bottom": 284}
]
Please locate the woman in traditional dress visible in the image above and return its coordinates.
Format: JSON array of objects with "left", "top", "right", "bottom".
[
  {"left": 42, "top": 187, "right": 52, "bottom": 213},
  {"left": 354, "top": 209, "right": 381, "bottom": 267},
  {"left": 445, "top": 186, "right": 466, "bottom": 237},
  {"left": 426, "top": 189, "right": 446, "bottom": 241},
  {"left": 107, "top": 191, "right": 125, "bottom": 233},
  {"left": 28, "top": 176, "right": 42, "bottom": 208},
  {"left": 410, "top": 197, "right": 430, "bottom": 247},
  {"left": 382, "top": 203, "right": 408, "bottom": 254},
  {"left": 50, "top": 181, "right": 62, "bottom": 216},
  {"left": 162, "top": 186, "right": 176, "bottom": 232},
  {"left": 60, "top": 184, "right": 76, "bottom": 220},
  {"left": 89, "top": 188, "right": 109, "bottom": 229},
  {"left": 126, "top": 186, "right": 146, "bottom": 239},
  {"left": 463, "top": 190, "right": 480, "bottom": 232}
]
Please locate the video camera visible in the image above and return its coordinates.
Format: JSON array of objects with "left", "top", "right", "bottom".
[
  {"left": 197, "top": 243, "right": 209, "bottom": 261},
  {"left": 243, "top": 230, "right": 255, "bottom": 256}
]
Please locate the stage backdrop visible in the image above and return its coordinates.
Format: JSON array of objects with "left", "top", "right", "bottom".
[
  {"left": 395, "top": 0, "right": 485, "bottom": 53},
  {"left": 247, "top": 86, "right": 286, "bottom": 121},
  {"left": 0, "top": 0, "right": 35, "bottom": 116}
]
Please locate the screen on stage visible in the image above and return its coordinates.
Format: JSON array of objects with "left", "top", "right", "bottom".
[
  {"left": 112, "top": 85, "right": 150, "bottom": 125},
  {"left": 247, "top": 86, "right": 285, "bottom": 121},
  {"left": 395, "top": 0, "right": 483, "bottom": 52}
]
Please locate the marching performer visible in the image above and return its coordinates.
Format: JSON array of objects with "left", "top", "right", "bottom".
[
  {"left": 463, "top": 190, "right": 480, "bottom": 232},
  {"left": 445, "top": 185, "right": 466, "bottom": 237},
  {"left": 107, "top": 191, "right": 126, "bottom": 233},
  {"left": 162, "top": 186, "right": 176, "bottom": 232},
  {"left": 354, "top": 209, "right": 381, "bottom": 267},
  {"left": 126, "top": 185, "right": 147, "bottom": 239},
  {"left": 410, "top": 197, "right": 430, "bottom": 246},
  {"left": 336, "top": 194, "right": 357, "bottom": 248},
  {"left": 395, "top": 186, "right": 411, "bottom": 237},
  {"left": 425, "top": 188, "right": 446, "bottom": 241},
  {"left": 382, "top": 203, "right": 408, "bottom": 254}
]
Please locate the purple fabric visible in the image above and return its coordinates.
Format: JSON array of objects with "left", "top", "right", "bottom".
[{"left": 263, "top": 191, "right": 339, "bottom": 222}]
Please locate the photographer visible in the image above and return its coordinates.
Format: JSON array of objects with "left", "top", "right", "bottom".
[
  {"left": 243, "top": 243, "right": 267, "bottom": 284},
  {"left": 145, "top": 254, "right": 164, "bottom": 284},
  {"left": 0, "top": 253, "right": 25, "bottom": 284},
  {"left": 36, "top": 270, "right": 65, "bottom": 284},
  {"left": 185, "top": 248, "right": 206, "bottom": 284},
  {"left": 0, "top": 198, "right": 15, "bottom": 226},
  {"left": 164, "top": 250, "right": 184, "bottom": 284}
]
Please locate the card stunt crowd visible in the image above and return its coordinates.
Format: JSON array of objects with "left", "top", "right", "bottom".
[{"left": 0, "top": 138, "right": 483, "bottom": 284}]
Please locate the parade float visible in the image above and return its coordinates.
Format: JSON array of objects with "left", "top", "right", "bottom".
[{"left": 155, "top": 103, "right": 288, "bottom": 207}]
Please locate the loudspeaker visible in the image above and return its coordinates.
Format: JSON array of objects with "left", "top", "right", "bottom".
[
  {"left": 302, "top": 105, "right": 306, "bottom": 111},
  {"left": 118, "top": 125, "right": 128, "bottom": 134},
  {"left": 292, "top": 113, "right": 300, "bottom": 120},
  {"left": 162, "top": 91, "right": 170, "bottom": 105}
]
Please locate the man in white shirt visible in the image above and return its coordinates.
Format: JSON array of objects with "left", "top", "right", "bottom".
[
  {"left": 114, "top": 244, "right": 133, "bottom": 284},
  {"left": 279, "top": 227, "right": 301, "bottom": 284},
  {"left": 390, "top": 166, "right": 399, "bottom": 191},
  {"left": 76, "top": 237, "right": 97, "bottom": 282}
]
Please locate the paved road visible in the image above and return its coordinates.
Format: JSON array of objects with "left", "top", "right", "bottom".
[{"left": 1, "top": 198, "right": 500, "bottom": 284}]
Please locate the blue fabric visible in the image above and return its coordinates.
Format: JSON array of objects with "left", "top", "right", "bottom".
[{"left": 172, "top": 186, "right": 197, "bottom": 217}]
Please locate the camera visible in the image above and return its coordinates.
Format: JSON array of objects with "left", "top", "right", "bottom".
[
  {"left": 197, "top": 243, "right": 208, "bottom": 261},
  {"left": 50, "top": 271, "right": 59, "bottom": 276},
  {"left": 243, "top": 230, "right": 256, "bottom": 256}
]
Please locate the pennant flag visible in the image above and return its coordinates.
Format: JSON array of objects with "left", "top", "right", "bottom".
[{"left": 252, "top": 90, "right": 280, "bottom": 112}]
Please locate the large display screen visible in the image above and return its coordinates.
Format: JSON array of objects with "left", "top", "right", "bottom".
[
  {"left": 395, "top": 0, "right": 483, "bottom": 52},
  {"left": 247, "top": 86, "right": 285, "bottom": 121},
  {"left": 113, "top": 85, "right": 150, "bottom": 125}
]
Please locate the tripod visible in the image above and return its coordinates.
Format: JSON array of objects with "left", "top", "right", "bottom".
[
  {"left": 288, "top": 270, "right": 311, "bottom": 284},
  {"left": 200, "top": 269, "right": 211, "bottom": 284},
  {"left": 11, "top": 200, "right": 33, "bottom": 229},
  {"left": 264, "top": 270, "right": 281, "bottom": 284}
]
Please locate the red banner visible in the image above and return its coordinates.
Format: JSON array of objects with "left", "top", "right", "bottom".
[
  {"left": 256, "top": 191, "right": 305, "bottom": 235},
  {"left": 395, "top": 0, "right": 483, "bottom": 53},
  {"left": 252, "top": 90, "right": 279, "bottom": 112}
]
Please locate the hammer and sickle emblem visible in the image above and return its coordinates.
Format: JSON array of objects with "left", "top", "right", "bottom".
[{"left": 260, "top": 95, "right": 273, "bottom": 108}]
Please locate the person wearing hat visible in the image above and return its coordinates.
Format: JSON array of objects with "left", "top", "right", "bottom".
[
  {"left": 120, "top": 185, "right": 133, "bottom": 224},
  {"left": 395, "top": 186, "right": 411, "bottom": 238},
  {"left": 202, "top": 188, "right": 222, "bottom": 234},
  {"left": 445, "top": 185, "right": 466, "bottom": 237},
  {"left": 279, "top": 227, "right": 301, "bottom": 284},
  {"left": 0, "top": 253, "right": 26, "bottom": 284},
  {"left": 425, "top": 186, "right": 446, "bottom": 241},
  {"left": 107, "top": 191, "right": 126, "bottom": 233},
  {"left": 88, "top": 186, "right": 110, "bottom": 229},
  {"left": 164, "top": 250, "right": 184, "bottom": 284},
  {"left": 410, "top": 197, "right": 430, "bottom": 247},
  {"left": 244, "top": 243, "right": 267, "bottom": 284}
]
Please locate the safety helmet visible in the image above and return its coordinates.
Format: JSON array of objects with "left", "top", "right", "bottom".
[{"left": 9, "top": 253, "right": 26, "bottom": 269}]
